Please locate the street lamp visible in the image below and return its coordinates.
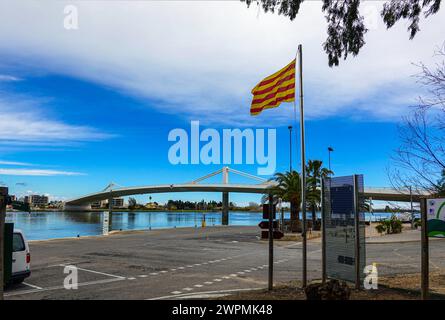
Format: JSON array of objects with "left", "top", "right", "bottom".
[
  {"left": 328, "top": 146, "right": 334, "bottom": 173},
  {"left": 288, "top": 126, "right": 293, "bottom": 172}
]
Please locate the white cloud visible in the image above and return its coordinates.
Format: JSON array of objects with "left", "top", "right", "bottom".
[
  {"left": 0, "top": 168, "right": 85, "bottom": 176},
  {"left": 0, "top": 1, "right": 443, "bottom": 125},
  {"left": 0, "top": 75, "right": 20, "bottom": 81},
  {"left": 0, "top": 160, "right": 32, "bottom": 166},
  {"left": 0, "top": 97, "right": 113, "bottom": 144}
]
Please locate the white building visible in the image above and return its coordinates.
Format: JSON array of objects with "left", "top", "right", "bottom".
[{"left": 24, "top": 195, "right": 49, "bottom": 207}]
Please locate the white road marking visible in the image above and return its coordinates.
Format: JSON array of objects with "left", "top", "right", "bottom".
[
  {"left": 138, "top": 275, "right": 148, "bottom": 278},
  {"left": 204, "top": 281, "right": 213, "bottom": 285},
  {"left": 213, "top": 279, "right": 222, "bottom": 282},
  {"left": 244, "top": 270, "right": 251, "bottom": 272},
  {"left": 194, "top": 284, "right": 203, "bottom": 288},
  {"left": 170, "top": 269, "right": 177, "bottom": 271},
  {"left": 230, "top": 274, "right": 238, "bottom": 277},
  {"left": 160, "top": 271, "right": 168, "bottom": 273},
  {"left": 222, "top": 276, "right": 230, "bottom": 279},
  {"left": 178, "top": 267, "right": 185, "bottom": 269},
  {"left": 127, "top": 277, "right": 136, "bottom": 280},
  {"left": 171, "top": 291, "right": 182, "bottom": 295},
  {"left": 22, "top": 282, "right": 43, "bottom": 290},
  {"left": 182, "top": 287, "right": 193, "bottom": 291},
  {"left": 5, "top": 278, "right": 125, "bottom": 297},
  {"left": 148, "top": 287, "right": 263, "bottom": 300},
  {"left": 150, "top": 272, "right": 159, "bottom": 275},
  {"left": 237, "top": 271, "right": 245, "bottom": 275},
  {"left": 58, "top": 264, "right": 125, "bottom": 279}
]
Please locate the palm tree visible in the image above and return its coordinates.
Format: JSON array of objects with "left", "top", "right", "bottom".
[
  {"left": 267, "top": 170, "right": 302, "bottom": 232},
  {"left": 306, "top": 160, "right": 333, "bottom": 228}
]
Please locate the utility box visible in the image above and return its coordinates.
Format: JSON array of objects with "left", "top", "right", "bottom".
[{"left": 3, "top": 223, "right": 14, "bottom": 286}]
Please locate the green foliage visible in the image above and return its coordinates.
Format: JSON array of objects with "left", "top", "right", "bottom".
[
  {"left": 268, "top": 170, "right": 302, "bottom": 224},
  {"left": 128, "top": 197, "right": 138, "bottom": 210},
  {"left": 306, "top": 160, "right": 332, "bottom": 228},
  {"left": 241, "top": 0, "right": 442, "bottom": 66},
  {"left": 414, "top": 218, "right": 422, "bottom": 229},
  {"left": 375, "top": 214, "right": 403, "bottom": 234}
]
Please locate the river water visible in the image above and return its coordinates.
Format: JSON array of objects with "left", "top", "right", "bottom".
[
  {"left": 5, "top": 210, "right": 399, "bottom": 241},
  {"left": 5, "top": 211, "right": 279, "bottom": 240}
]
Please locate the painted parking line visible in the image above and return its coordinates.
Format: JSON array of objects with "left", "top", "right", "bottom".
[
  {"left": 22, "top": 282, "right": 43, "bottom": 290},
  {"left": 148, "top": 287, "right": 263, "bottom": 300},
  {"left": 59, "top": 264, "right": 125, "bottom": 279},
  {"left": 171, "top": 291, "right": 182, "bottom": 295},
  {"left": 5, "top": 278, "right": 125, "bottom": 297}
]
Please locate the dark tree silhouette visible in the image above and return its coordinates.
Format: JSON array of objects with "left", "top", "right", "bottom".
[{"left": 241, "top": 0, "right": 442, "bottom": 66}]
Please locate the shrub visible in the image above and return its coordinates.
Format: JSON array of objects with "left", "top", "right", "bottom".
[{"left": 375, "top": 215, "right": 403, "bottom": 235}]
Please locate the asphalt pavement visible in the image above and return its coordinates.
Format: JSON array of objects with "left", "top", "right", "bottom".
[{"left": 4, "top": 226, "right": 445, "bottom": 300}]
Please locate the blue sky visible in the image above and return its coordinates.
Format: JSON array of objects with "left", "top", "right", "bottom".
[{"left": 0, "top": 1, "right": 444, "bottom": 206}]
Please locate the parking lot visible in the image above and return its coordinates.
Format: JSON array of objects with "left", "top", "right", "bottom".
[{"left": 4, "top": 226, "right": 445, "bottom": 299}]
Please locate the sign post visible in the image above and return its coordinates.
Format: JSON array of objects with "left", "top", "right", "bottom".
[
  {"left": 321, "top": 178, "right": 327, "bottom": 283},
  {"left": 268, "top": 194, "right": 274, "bottom": 291},
  {"left": 0, "top": 187, "right": 8, "bottom": 300},
  {"left": 353, "top": 175, "right": 361, "bottom": 289},
  {"left": 322, "top": 175, "right": 365, "bottom": 285},
  {"left": 421, "top": 198, "right": 429, "bottom": 300}
]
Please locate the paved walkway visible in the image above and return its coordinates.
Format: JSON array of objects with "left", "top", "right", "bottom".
[{"left": 366, "top": 229, "right": 421, "bottom": 244}]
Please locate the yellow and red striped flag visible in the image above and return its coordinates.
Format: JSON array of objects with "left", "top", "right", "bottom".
[{"left": 250, "top": 59, "right": 296, "bottom": 116}]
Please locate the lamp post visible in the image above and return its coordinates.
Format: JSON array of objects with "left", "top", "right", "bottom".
[
  {"left": 288, "top": 126, "right": 293, "bottom": 172},
  {"left": 328, "top": 147, "right": 334, "bottom": 173}
]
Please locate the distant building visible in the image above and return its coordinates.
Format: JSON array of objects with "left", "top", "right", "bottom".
[
  {"left": 112, "top": 198, "right": 125, "bottom": 208},
  {"left": 24, "top": 195, "right": 49, "bottom": 207},
  {"left": 91, "top": 200, "right": 106, "bottom": 209},
  {"left": 89, "top": 198, "right": 125, "bottom": 209}
]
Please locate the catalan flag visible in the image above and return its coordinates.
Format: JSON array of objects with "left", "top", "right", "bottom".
[{"left": 250, "top": 59, "right": 296, "bottom": 116}]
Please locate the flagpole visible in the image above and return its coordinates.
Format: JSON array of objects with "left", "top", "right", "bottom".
[{"left": 298, "top": 44, "right": 307, "bottom": 288}]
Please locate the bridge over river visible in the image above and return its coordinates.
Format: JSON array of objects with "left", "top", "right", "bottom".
[{"left": 64, "top": 167, "right": 431, "bottom": 224}]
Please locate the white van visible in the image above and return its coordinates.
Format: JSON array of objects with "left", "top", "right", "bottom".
[{"left": 11, "top": 229, "right": 31, "bottom": 284}]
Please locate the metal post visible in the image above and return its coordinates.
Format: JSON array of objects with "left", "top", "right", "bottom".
[
  {"left": 222, "top": 192, "right": 229, "bottom": 226},
  {"left": 321, "top": 179, "right": 327, "bottom": 284},
  {"left": 108, "top": 193, "right": 113, "bottom": 230},
  {"left": 0, "top": 187, "right": 8, "bottom": 300},
  {"left": 298, "top": 44, "right": 307, "bottom": 288},
  {"left": 420, "top": 198, "right": 429, "bottom": 300},
  {"left": 410, "top": 186, "right": 414, "bottom": 229},
  {"left": 353, "top": 175, "right": 361, "bottom": 290},
  {"left": 268, "top": 194, "right": 274, "bottom": 291},
  {"left": 279, "top": 198, "right": 284, "bottom": 232},
  {"left": 288, "top": 126, "right": 293, "bottom": 172}
]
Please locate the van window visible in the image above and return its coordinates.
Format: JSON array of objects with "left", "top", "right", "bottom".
[{"left": 13, "top": 233, "right": 26, "bottom": 252}]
